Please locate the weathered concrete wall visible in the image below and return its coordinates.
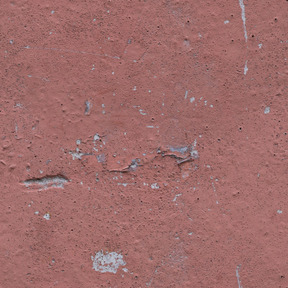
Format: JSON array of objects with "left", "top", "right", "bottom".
[{"left": 1, "top": 0, "right": 288, "bottom": 287}]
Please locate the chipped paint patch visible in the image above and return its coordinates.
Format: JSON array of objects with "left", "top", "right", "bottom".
[
  {"left": 43, "top": 213, "right": 50, "bottom": 220},
  {"left": 151, "top": 183, "right": 160, "bottom": 189},
  {"left": 264, "top": 106, "right": 270, "bottom": 114},
  {"left": 85, "top": 101, "right": 91, "bottom": 115},
  {"left": 23, "top": 175, "right": 69, "bottom": 190},
  {"left": 91, "top": 251, "right": 126, "bottom": 274},
  {"left": 169, "top": 146, "right": 188, "bottom": 154}
]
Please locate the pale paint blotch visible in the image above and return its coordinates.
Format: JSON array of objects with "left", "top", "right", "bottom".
[
  {"left": 190, "top": 97, "right": 195, "bottom": 103},
  {"left": 169, "top": 146, "right": 188, "bottom": 154},
  {"left": 69, "top": 149, "right": 85, "bottom": 160},
  {"left": 85, "top": 101, "right": 91, "bottom": 115},
  {"left": 239, "top": 0, "right": 248, "bottom": 42},
  {"left": 43, "top": 213, "right": 50, "bottom": 220},
  {"left": 258, "top": 43, "right": 263, "bottom": 49},
  {"left": 118, "top": 183, "right": 128, "bottom": 187},
  {"left": 244, "top": 60, "right": 248, "bottom": 75},
  {"left": 277, "top": 210, "right": 283, "bottom": 214},
  {"left": 94, "top": 134, "right": 100, "bottom": 141},
  {"left": 264, "top": 106, "right": 270, "bottom": 114},
  {"left": 224, "top": 20, "right": 230, "bottom": 24},
  {"left": 139, "top": 109, "right": 147, "bottom": 115},
  {"left": 151, "top": 183, "right": 160, "bottom": 189},
  {"left": 97, "top": 154, "right": 106, "bottom": 163},
  {"left": 91, "top": 251, "right": 126, "bottom": 274}
]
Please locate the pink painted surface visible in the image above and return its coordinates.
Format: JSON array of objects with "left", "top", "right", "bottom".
[{"left": 1, "top": 0, "right": 288, "bottom": 287}]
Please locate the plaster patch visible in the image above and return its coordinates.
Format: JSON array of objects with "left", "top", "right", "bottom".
[{"left": 91, "top": 251, "right": 126, "bottom": 274}]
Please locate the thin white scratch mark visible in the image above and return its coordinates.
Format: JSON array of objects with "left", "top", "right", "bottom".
[
  {"left": 172, "top": 193, "right": 182, "bottom": 202},
  {"left": 185, "top": 90, "right": 188, "bottom": 99},
  {"left": 27, "top": 74, "right": 50, "bottom": 82},
  {"left": 211, "top": 182, "right": 219, "bottom": 204},
  {"left": 239, "top": 0, "right": 248, "bottom": 42},
  {"left": 23, "top": 46, "right": 120, "bottom": 60},
  {"left": 244, "top": 60, "right": 248, "bottom": 75},
  {"left": 236, "top": 265, "right": 243, "bottom": 288}
]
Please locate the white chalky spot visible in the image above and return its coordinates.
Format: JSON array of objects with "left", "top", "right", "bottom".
[
  {"left": 91, "top": 251, "right": 126, "bottom": 274},
  {"left": 43, "top": 213, "right": 50, "bottom": 220},
  {"left": 264, "top": 106, "right": 270, "bottom": 114},
  {"left": 151, "top": 183, "right": 160, "bottom": 189}
]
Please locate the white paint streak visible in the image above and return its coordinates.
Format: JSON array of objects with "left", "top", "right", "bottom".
[
  {"left": 211, "top": 182, "right": 219, "bottom": 204},
  {"left": 185, "top": 90, "right": 188, "bottom": 99},
  {"left": 244, "top": 60, "right": 248, "bottom": 75},
  {"left": 236, "top": 265, "right": 243, "bottom": 288},
  {"left": 173, "top": 193, "right": 182, "bottom": 202},
  {"left": 139, "top": 109, "right": 147, "bottom": 115},
  {"left": 91, "top": 251, "right": 126, "bottom": 274},
  {"left": 239, "top": 0, "right": 248, "bottom": 42}
]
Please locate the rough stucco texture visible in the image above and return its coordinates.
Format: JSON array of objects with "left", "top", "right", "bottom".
[{"left": 1, "top": 0, "right": 288, "bottom": 287}]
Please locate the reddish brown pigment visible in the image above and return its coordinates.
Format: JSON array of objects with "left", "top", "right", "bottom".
[{"left": 1, "top": 0, "right": 288, "bottom": 287}]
